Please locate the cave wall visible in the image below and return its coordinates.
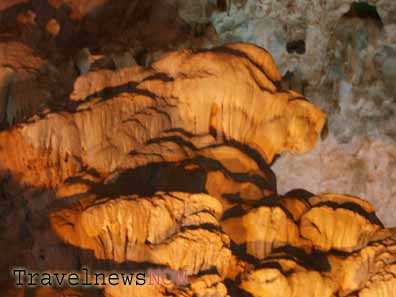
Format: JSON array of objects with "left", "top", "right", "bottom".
[
  {"left": 2, "top": 0, "right": 393, "bottom": 225},
  {"left": 0, "top": 1, "right": 396, "bottom": 296},
  {"left": 196, "top": 0, "right": 396, "bottom": 227}
]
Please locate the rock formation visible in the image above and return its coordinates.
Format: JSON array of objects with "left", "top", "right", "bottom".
[{"left": 0, "top": 1, "right": 395, "bottom": 297}]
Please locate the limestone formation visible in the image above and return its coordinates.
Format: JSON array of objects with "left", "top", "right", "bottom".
[
  {"left": 332, "top": 228, "right": 396, "bottom": 296},
  {"left": 0, "top": 1, "right": 395, "bottom": 297},
  {"left": 0, "top": 44, "right": 325, "bottom": 190},
  {"left": 0, "top": 67, "right": 15, "bottom": 125},
  {"left": 0, "top": 43, "right": 394, "bottom": 297},
  {"left": 45, "top": 18, "right": 60, "bottom": 37},
  {"left": 202, "top": 0, "right": 396, "bottom": 225},
  {"left": 111, "top": 51, "right": 137, "bottom": 69},
  {"left": 300, "top": 194, "right": 383, "bottom": 252},
  {"left": 74, "top": 48, "right": 92, "bottom": 75},
  {"left": 0, "top": 42, "right": 61, "bottom": 127},
  {"left": 240, "top": 257, "right": 338, "bottom": 297},
  {"left": 51, "top": 192, "right": 230, "bottom": 275},
  {"left": 221, "top": 205, "right": 306, "bottom": 259},
  {"left": 16, "top": 9, "right": 36, "bottom": 25}
]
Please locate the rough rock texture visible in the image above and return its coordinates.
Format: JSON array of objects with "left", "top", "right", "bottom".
[
  {"left": 273, "top": 135, "right": 396, "bottom": 227},
  {"left": 51, "top": 192, "right": 232, "bottom": 275},
  {"left": 175, "top": 0, "right": 396, "bottom": 227},
  {"left": 0, "top": 0, "right": 394, "bottom": 226},
  {"left": 0, "top": 1, "right": 395, "bottom": 297},
  {"left": 0, "top": 42, "right": 394, "bottom": 297},
  {"left": 184, "top": 0, "right": 396, "bottom": 226}
]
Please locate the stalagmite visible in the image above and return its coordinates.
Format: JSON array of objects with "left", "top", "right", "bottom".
[{"left": 0, "top": 67, "right": 15, "bottom": 125}]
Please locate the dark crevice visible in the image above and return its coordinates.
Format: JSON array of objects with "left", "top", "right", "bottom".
[
  {"left": 229, "top": 242, "right": 260, "bottom": 266},
  {"left": 222, "top": 193, "right": 247, "bottom": 204},
  {"left": 192, "top": 23, "right": 210, "bottom": 38},
  {"left": 224, "top": 279, "right": 254, "bottom": 297},
  {"left": 91, "top": 156, "right": 271, "bottom": 198},
  {"left": 143, "top": 72, "right": 174, "bottom": 82},
  {"left": 344, "top": 2, "right": 383, "bottom": 27},
  {"left": 201, "top": 45, "right": 280, "bottom": 88},
  {"left": 321, "top": 119, "right": 330, "bottom": 141},
  {"left": 284, "top": 188, "right": 315, "bottom": 200},
  {"left": 135, "top": 48, "right": 150, "bottom": 67},
  {"left": 217, "top": 0, "right": 228, "bottom": 12},
  {"left": 145, "top": 135, "right": 276, "bottom": 189},
  {"left": 148, "top": 130, "right": 277, "bottom": 190},
  {"left": 146, "top": 135, "right": 198, "bottom": 152},
  {"left": 251, "top": 194, "right": 281, "bottom": 208},
  {"left": 280, "top": 70, "right": 307, "bottom": 95},
  {"left": 194, "top": 266, "right": 219, "bottom": 278},
  {"left": 221, "top": 205, "right": 245, "bottom": 220},
  {"left": 163, "top": 128, "right": 208, "bottom": 138},
  {"left": 222, "top": 139, "right": 277, "bottom": 189},
  {"left": 261, "top": 246, "right": 331, "bottom": 272},
  {"left": 286, "top": 39, "right": 306, "bottom": 54},
  {"left": 313, "top": 201, "right": 384, "bottom": 227},
  {"left": 250, "top": 194, "right": 299, "bottom": 223},
  {"left": 180, "top": 223, "right": 221, "bottom": 233},
  {"left": 72, "top": 82, "right": 157, "bottom": 110}
]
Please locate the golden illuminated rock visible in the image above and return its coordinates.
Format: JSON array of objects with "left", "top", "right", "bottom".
[
  {"left": 0, "top": 40, "right": 394, "bottom": 297},
  {"left": 300, "top": 194, "right": 382, "bottom": 252},
  {"left": 0, "top": 44, "right": 325, "bottom": 191},
  {"left": 333, "top": 228, "right": 396, "bottom": 297},
  {"left": 51, "top": 192, "right": 232, "bottom": 275},
  {"left": 221, "top": 205, "right": 307, "bottom": 259},
  {"left": 0, "top": 0, "right": 395, "bottom": 296},
  {"left": 45, "top": 18, "right": 60, "bottom": 36},
  {"left": 240, "top": 255, "right": 339, "bottom": 297}
]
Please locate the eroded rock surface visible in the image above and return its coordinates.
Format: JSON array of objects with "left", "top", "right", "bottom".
[
  {"left": 0, "top": 0, "right": 395, "bottom": 227},
  {"left": 0, "top": 1, "right": 395, "bottom": 296},
  {"left": 0, "top": 42, "right": 394, "bottom": 297}
]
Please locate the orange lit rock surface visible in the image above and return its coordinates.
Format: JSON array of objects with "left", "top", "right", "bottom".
[{"left": 0, "top": 15, "right": 395, "bottom": 296}]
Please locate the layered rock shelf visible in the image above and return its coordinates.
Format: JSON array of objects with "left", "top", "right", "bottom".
[{"left": 0, "top": 1, "right": 395, "bottom": 297}]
